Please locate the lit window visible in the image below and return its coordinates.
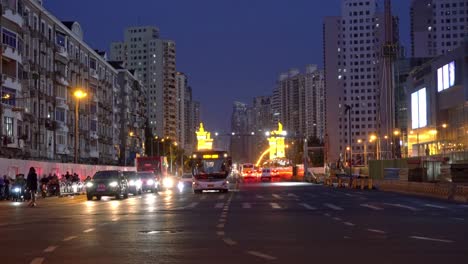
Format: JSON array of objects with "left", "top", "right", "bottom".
[
  {"left": 437, "top": 61, "right": 455, "bottom": 91},
  {"left": 411, "top": 88, "right": 427, "bottom": 129}
]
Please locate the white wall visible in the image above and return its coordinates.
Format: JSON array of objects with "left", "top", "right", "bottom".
[{"left": 0, "top": 158, "right": 135, "bottom": 180}]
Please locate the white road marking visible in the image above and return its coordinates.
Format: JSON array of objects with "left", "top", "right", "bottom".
[
  {"left": 217, "top": 223, "right": 225, "bottom": 228},
  {"left": 223, "top": 238, "right": 237, "bottom": 246},
  {"left": 410, "top": 236, "right": 454, "bottom": 243},
  {"left": 186, "top": 202, "right": 198, "bottom": 208},
  {"left": 112, "top": 218, "right": 119, "bottom": 221},
  {"left": 243, "top": 203, "right": 252, "bottom": 209},
  {"left": 384, "top": 203, "right": 418, "bottom": 211},
  {"left": 30, "top": 257, "right": 45, "bottom": 264},
  {"left": 343, "top": 222, "right": 355, "bottom": 226},
  {"left": 272, "top": 194, "right": 281, "bottom": 199},
  {"left": 332, "top": 217, "right": 342, "bottom": 221},
  {"left": 219, "top": 218, "right": 227, "bottom": 223},
  {"left": 200, "top": 196, "right": 207, "bottom": 200},
  {"left": 247, "top": 251, "right": 277, "bottom": 260},
  {"left": 361, "top": 204, "right": 383, "bottom": 210},
  {"left": 300, "top": 203, "right": 316, "bottom": 210},
  {"left": 345, "top": 193, "right": 355, "bottom": 197},
  {"left": 270, "top": 202, "right": 281, "bottom": 209},
  {"left": 215, "top": 202, "right": 224, "bottom": 209},
  {"left": 424, "top": 204, "right": 446, "bottom": 209},
  {"left": 219, "top": 195, "right": 226, "bottom": 200},
  {"left": 367, "top": 229, "right": 386, "bottom": 234},
  {"left": 287, "top": 193, "right": 298, "bottom": 198},
  {"left": 324, "top": 203, "right": 344, "bottom": 211},
  {"left": 216, "top": 231, "right": 225, "bottom": 236},
  {"left": 452, "top": 217, "right": 465, "bottom": 221},
  {"left": 43, "top": 246, "right": 58, "bottom": 253},
  {"left": 324, "top": 213, "right": 331, "bottom": 217},
  {"left": 256, "top": 195, "right": 264, "bottom": 199},
  {"left": 83, "top": 228, "right": 95, "bottom": 233},
  {"left": 63, "top": 236, "right": 78, "bottom": 241}
]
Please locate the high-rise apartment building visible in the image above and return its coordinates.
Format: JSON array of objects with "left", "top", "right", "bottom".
[
  {"left": 275, "top": 65, "right": 325, "bottom": 140},
  {"left": 176, "top": 72, "right": 187, "bottom": 149},
  {"left": 0, "top": 0, "right": 127, "bottom": 164},
  {"left": 110, "top": 27, "right": 178, "bottom": 141},
  {"left": 411, "top": 0, "right": 468, "bottom": 58},
  {"left": 324, "top": 0, "right": 398, "bottom": 163}
]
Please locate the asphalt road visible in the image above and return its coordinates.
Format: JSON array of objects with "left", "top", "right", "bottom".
[{"left": 0, "top": 183, "right": 467, "bottom": 264}]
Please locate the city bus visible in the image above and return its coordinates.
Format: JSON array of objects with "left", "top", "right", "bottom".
[{"left": 191, "top": 150, "right": 232, "bottom": 193}]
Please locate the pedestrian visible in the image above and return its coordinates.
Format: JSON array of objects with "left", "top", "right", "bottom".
[{"left": 26, "top": 167, "right": 38, "bottom": 207}]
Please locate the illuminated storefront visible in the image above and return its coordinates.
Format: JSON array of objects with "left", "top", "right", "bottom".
[{"left": 407, "top": 41, "right": 468, "bottom": 159}]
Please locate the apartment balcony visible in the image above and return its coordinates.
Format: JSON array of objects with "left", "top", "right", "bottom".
[
  {"left": 2, "top": 44, "right": 22, "bottom": 62},
  {"left": 90, "top": 131, "right": 99, "bottom": 140},
  {"left": 55, "top": 74, "right": 70, "bottom": 87},
  {"left": 54, "top": 45, "right": 68, "bottom": 64},
  {"left": 89, "top": 69, "right": 99, "bottom": 80},
  {"left": 2, "top": 74, "right": 21, "bottom": 91},
  {"left": 3, "top": 8, "right": 24, "bottom": 28}
]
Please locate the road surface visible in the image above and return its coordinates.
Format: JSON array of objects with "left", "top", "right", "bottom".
[{"left": 0, "top": 183, "right": 467, "bottom": 264}]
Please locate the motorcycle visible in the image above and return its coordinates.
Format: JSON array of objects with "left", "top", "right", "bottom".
[
  {"left": 41, "top": 183, "right": 48, "bottom": 198},
  {"left": 11, "top": 183, "right": 26, "bottom": 202}
]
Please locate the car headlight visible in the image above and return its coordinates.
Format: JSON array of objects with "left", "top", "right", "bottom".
[
  {"left": 13, "top": 187, "right": 21, "bottom": 193},
  {"left": 177, "top": 181, "right": 184, "bottom": 190},
  {"left": 86, "top": 182, "right": 93, "bottom": 188},
  {"left": 136, "top": 180, "right": 142, "bottom": 187},
  {"left": 109, "top": 182, "right": 118, "bottom": 187},
  {"left": 163, "top": 178, "right": 174, "bottom": 188},
  {"left": 147, "top": 179, "right": 154, "bottom": 186},
  {"left": 129, "top": 180, "right": 135, "bottom": 186}
]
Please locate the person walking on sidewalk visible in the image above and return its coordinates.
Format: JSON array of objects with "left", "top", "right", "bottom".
[{"left": 26, "top": 167, "right": 38, "bottom": 207}]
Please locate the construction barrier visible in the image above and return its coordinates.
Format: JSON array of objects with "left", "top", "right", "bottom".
[
  {"left": 59, "top": 182, "right": 85, "bottom": 196},
  {"left": 374, "top": 179, "right": 468, "bottom": 202}
]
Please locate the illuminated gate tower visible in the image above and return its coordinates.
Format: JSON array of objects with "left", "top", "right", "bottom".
[
  {"left": 196, "top": 123, "right": 213, "bottom": 151},
  {"left": 267, "top": 123, "right": 287, "bottom": 160}
]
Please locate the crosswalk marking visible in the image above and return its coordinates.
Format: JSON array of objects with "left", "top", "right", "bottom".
[
  {"left": 324, "top": 203, "right": 344, "bottom": 211},
  {"left": 367, "top": 229, "right": 386, "bottom": 234},
  {"left": 270, "top": 202, "right": 281, "bottom": 209},
  {"left": 272, "top": 194, "right": 281, "bottom": 199},
  {"left": 242, "top": 203, "right": 252, "bottom": 209},
  {"left": 215, "top": 202, "right": 224, "bottom": 209},
  {"left": 287, "top": 193, "right": 298, "bottom": 198},
  {"left": 256, "top": 195, "right": 264, "bottom": 199},
  {"left": 360, "top": 204, "right": 383, "bottom": 211},
  {"left": 218, "top": 195, "right": 225, "bottom": 200},
  {"left": 384, "top": 203, "right": 418, "bottom": 211},
  {"left": 299, "top": 203, "right": 316, "bottom": 210}
]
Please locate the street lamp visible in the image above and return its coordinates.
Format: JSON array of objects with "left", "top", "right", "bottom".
[{"left": 73, "top": 89, "right": 87, "bottom": 164}]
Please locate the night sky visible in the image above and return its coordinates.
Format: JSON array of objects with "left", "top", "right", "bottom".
[{"left": 45, "top": 0, "right": 411, "bottom": 132}]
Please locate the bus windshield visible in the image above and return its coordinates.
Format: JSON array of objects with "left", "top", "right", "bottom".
[{"left": 193, "top": 159, "right": 227, "bottom": 175}]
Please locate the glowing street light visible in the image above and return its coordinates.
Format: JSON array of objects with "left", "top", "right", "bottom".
[
  {"left": 73, "top": 89, "right": 87, "bottom": 164},
  {"left": 129, "top": 131, "right": 135, "bottom": 137}
]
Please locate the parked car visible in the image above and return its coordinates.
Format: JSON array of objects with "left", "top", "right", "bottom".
[
  {"left": 123, "top": 171, "right": 142, "bottom": 195},
  {"left": 86, "top": 170, "right": 129, "bottom": 200}
]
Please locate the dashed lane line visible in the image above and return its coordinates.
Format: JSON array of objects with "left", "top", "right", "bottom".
[
  {"left": 217, "top": 231, "right": 225, "bottom": 236},
  {"left": 367, "top": 229, "right": 386, "bottom": 234},
  {"left": 256, "top": 195, "right": 264, "bottom": 199},
  {"left": 343, "top": 222, "right": 355, "bottom": 227},
  {"left": 43, "top": 246, "right": 58, "bottom": 253},
  {"left": 332, "top": 217, "right": 342, "bottom": 221},
  {"left": 424, "top": 204, "right": 447, "bottom": 209},
  {"left": 219, "top": 218, "right": 227, "bottom": 223},
  {"left": 30, "top": 257, "right": 45, "bottom": 264},
  {"left": 270, "top": 202, "right": 281, "bottom": 209},
  {"left": 242, "top": 203, "right": 252, "bottom": 209},
  {"left": 217, "top": 223, "right": 225, "bottom": 228},
  {"left": 218, "top": 195, "right": 226, "bottom": 200},
  {"left": 247, "top": 251, "right": 277, "bottom": 261},
  {"left": 272, "top": 194, "right": 281, "bottom": 199},
  {"left": 360, "top": 204, "right": 383, "bottom": 211},
  {"left": 324, "top": 203, "right": 344, "bottom": 211},
  {"left": 287, "top": 193, "right": 298, "bottom": 198},
  {"left": 63, "top": 236, "right": 78, "bottom": 242},
  {"left": 299, "top": 203, "right": 317, "bottom": 210},
  {"left": 410, "top": 236, "right": 454, "bottom": 243},
  {"left": 215, "top": 202, "right": 224, "bottom": 209},
  {"left": 384, "top": 203, "right": 419, "bottom": 211},
  {"left": 83, "top": 228, "right": 95, "bottom": 233},
  {"left": 223, "top": 238, "right": 238, "bottom": 246}
]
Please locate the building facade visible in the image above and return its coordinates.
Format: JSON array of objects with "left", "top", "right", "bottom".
[
  {"left": 411, "top": 0, "right": 468, "bottom": 58},
  {"left": 0, "top": 0, "right": 125, "bottom": 164},
  {"left": 406, "top": 41, "right": 468, "bottom": 160},
  {"left": 324, "top": 0, "right": 397, "bottom": 163},
  {"left": 110, "top": 27, "right": 178, "bottom": 142}
]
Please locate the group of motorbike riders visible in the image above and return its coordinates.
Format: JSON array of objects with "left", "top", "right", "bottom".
[{"left": 0, "top": 168, "right": 88, "bottom": 207}]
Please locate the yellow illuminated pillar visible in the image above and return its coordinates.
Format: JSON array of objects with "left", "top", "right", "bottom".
[
  {"left": 267, "top": 122, "right": 287, "bottom": 160},
  {"left": 196, "top": 123, "right": 213, "bottom": 151}
]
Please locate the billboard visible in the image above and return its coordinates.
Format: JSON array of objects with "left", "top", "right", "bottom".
[
  {"left": 411, "top": 88, "right": 427, "bottom": 129},
  {"left": 437, "top": 61, "right": 455, "bottom": 92}
]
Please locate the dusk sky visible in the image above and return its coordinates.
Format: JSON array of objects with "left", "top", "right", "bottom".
[{"left": 45, "top": 0, "right": 411, "bottom": 132}]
